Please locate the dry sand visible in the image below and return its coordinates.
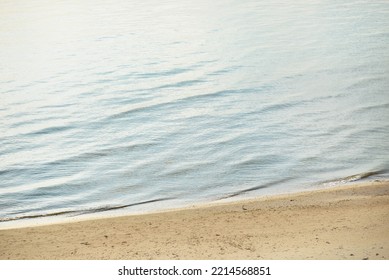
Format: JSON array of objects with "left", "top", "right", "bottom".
[{"left": 0, "top": 181, "right": 388, "bottom": 260}]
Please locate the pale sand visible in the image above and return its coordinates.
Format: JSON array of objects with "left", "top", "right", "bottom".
[{"left": 0, "top": 181, "right": 388, "bottom": 260}]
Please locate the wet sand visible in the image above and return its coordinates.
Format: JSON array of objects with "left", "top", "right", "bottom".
[{"left": 0, "top": 181, "right": 388, "bottom": 259}]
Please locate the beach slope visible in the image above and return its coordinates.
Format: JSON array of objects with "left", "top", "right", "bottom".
[{"left": 0, "top": 181, "right": 388, "bottom": 259}]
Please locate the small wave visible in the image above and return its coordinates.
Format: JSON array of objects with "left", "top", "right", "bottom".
[
  {"left": 41, "top": 142, "right": 156, "bottom": 167},
  {"left": 135, "top": 67, "right": 192, "bottom": 79},
  {"left": 0, "top": 173, "right": 84, "bottom": 195},
  {"left": 21, "top": 125, "right": 75, "bottom": 137},
  {"left": 160, "top": 166, "right": 195, "bottom": 178},
  {"left": 208, "top": 65, "right": 242, "bottom": 76},
  {"left": 256, "top": 99, "right": 302, "bottom": 115},
  {"left": 221, "top": 178, "right": 293, "bottom": 199},
  {"left": 352, "top": 102, "right": 389, "bottom": 114},
  {"left": 230, "top": 154, "right": 288, "bottom": 170},
  {"left": 345, "top": 76, "right": 386, "bottom": 91},
  {"left": 0, "top": 197, "right": 175, "bottom": 223},
  {"left": 151, "top": 79, "right": 204, "bottom": 91},
  {"left": 320, "top": 171, "right": 383, "bottom": 186},
  {"left": 0, "top": 167, "right": 29, "bottom": 177},
  {"left": 106, "top": 88, "right": 237, "bottom": 120}
]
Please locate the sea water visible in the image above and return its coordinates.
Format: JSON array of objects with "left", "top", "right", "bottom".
[{"left": 1, "top": 0, "right": 388, "bottom": 227}]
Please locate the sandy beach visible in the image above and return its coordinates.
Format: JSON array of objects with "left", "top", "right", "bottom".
[{"left": 0, "top": 181, "right": 388, "bottom": 260}]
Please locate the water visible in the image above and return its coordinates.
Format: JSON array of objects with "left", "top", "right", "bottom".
[{"left": 1, "top": 0, "right": 389, "bottom": 227}]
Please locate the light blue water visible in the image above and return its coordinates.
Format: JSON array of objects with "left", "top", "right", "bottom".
[{"left": 1, "top": 0, "right": 389, "bottom": 227}]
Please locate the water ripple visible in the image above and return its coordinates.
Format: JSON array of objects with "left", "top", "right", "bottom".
[{"left": 1, "top": 0, "right": 388, "bottom": 227}]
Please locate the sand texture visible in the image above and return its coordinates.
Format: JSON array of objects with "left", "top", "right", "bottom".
[{"left": 0, "top": 181, "right": 388, "bottom": 260}]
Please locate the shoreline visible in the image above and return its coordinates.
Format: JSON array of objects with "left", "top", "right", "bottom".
[
  {"left": 0, "top": 180, "right": 388, "bottom": 259},
  {"left": 0, "top": 177, "right": 383, "bottom": 230}
]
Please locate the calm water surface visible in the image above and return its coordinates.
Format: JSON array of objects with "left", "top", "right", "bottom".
[{"left": 1, "top": 0, "right": 389, "bottom": 227}]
